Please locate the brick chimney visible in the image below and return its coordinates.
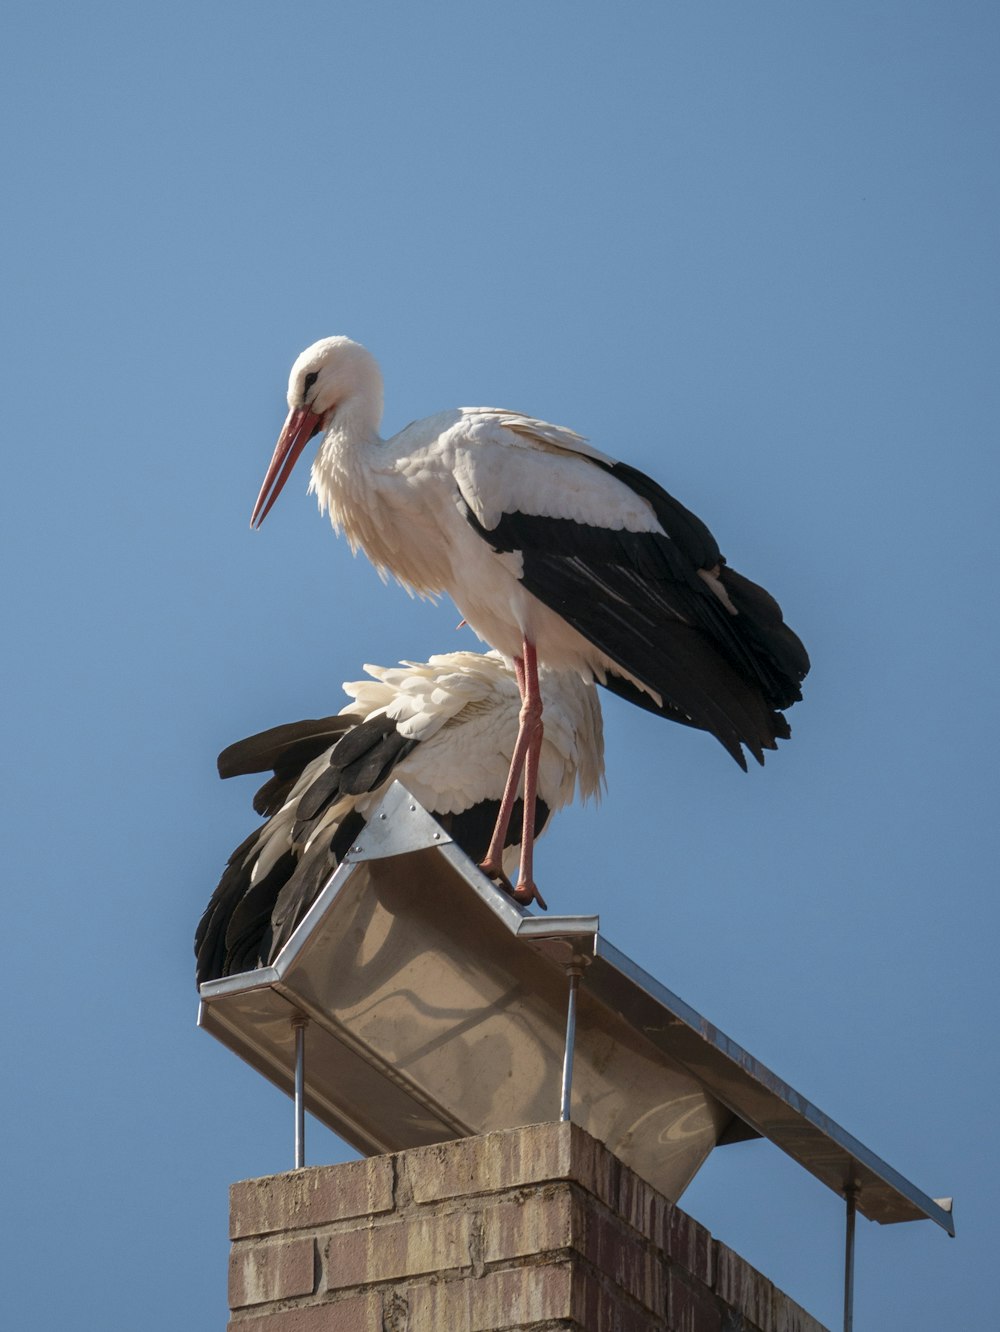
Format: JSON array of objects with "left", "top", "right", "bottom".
[{"left": 227, "top": 1121, "right": 827, "bottom": 1331}]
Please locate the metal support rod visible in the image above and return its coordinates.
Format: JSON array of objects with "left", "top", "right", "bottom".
[
  {"left": 292, "top": 1013, "right": 308, "bottom": 1169},
  {"left": 843, "top": 1181, "right": 859, "bottom": 1332},
  {"left": 560, "top": 964, "right": 583, "bottom": 1123}
]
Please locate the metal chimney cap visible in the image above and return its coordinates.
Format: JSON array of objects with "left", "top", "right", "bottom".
[{"left": 199, "top": 781, "right": 954, "bottom": 1236}]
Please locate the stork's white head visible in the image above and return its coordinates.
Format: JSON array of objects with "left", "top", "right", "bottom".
[
  {"left": 252, "top": 337, "right": 384, "bottom": 528},
  {"left": 286, "top": 337, "right": 384, "bottom": 421}
]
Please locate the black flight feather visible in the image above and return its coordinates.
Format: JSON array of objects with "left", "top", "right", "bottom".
[
  {"left": 328, "top": 720, "right": 418, "bottom": 796},
  {"left": 195, "top": 710, "right": 553, "bottom": 985},
  {"left": 218, "top": 715, "right": 361, "bottom": 815},
  {"left": 218, "top": 715, "right": 359, "bottom": 778},
  {"left": 265, "top": 816, "right": 365, "bottom": 962},
  {"left": 460, "top": 461, "right": 807, "bottom": 766}
]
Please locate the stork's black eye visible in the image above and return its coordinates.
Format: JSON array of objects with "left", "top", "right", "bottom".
[{"left": 303, "top": 371, "right": 319, "bottom": 396}]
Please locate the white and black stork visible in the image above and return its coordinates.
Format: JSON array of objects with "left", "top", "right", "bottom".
[
  {"left": 250, "top": 337, "right": 809, "bottom": 906},
  {"left": 195, "top": 651, "right": 604, "bottom": 983}
]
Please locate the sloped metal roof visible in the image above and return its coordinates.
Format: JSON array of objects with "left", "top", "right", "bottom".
[{"left": 199, "top": 782, "right": 953, "bottom": 1234}]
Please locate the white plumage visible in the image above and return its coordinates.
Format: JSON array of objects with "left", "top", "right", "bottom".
[
  {"left": 251, "top": 336, "right": 809, "bottom": 905},
  {"left": 195, "top": 651, "right": 603, "bottom": 983}
]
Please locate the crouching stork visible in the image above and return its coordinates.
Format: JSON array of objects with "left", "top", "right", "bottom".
[{"left": 195, "top": 651, "right": 604, "bottom": 984}]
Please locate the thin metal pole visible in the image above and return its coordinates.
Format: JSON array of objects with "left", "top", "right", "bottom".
[
  {"left": 292, "top": 1014, "right": 307, "bottom": 1169},
  {"left": 843, "top": 1182, "right": 859, "bottom": 1332},
  {"left": 560, "top": 965, "right": 582, "bottom": 1123}
]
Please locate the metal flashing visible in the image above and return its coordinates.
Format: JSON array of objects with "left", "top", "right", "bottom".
[{"left": 199, "top": 782, "right": 953, "bottom": 1235}]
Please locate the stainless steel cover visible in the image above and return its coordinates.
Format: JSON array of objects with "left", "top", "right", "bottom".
[{"left": 199, "top": 783, "right": 953, "bottom": 1233}]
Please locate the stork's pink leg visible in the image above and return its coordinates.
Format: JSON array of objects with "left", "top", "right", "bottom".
[
  {"left": 479, "top": 654, "right": 530, "bottom": 879},
  {"left": 479, "top": 642, "right": 547, "bottom": 910},
  {"left": 512, "top": 641, "right": 546, "bottom": 908}
]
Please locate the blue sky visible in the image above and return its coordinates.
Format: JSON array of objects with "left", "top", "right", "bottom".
[{"left": 3, "top": 3, "right": 996, "bottom": 1327}]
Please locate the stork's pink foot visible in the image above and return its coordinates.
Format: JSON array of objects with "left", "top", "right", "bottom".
[
  {"left": 512, "top": 879, "right": 548, "bottom": 911},
  {"left": 478, "top": 856, "right": 513, "bottom": 891},
  {"left": 478, "top": 858, "right": 548, "bottom": 911}
]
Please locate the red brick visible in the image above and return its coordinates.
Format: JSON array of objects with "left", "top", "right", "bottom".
[
  {"left": 403, "top": 1122, "right": 670, "bottom": 1246},
  {"left": 482, "top": 1187, "right": 574, "bottom": 1264},
  {"left": 713, "top": 1243, "right": 828, "bottom": 1332},
  {"left": 407, "top": 1262, "right": 575, "bottom": 1329},
  {"left": 770, "top": 1297, "right": 830, "bottom": 1332},
  {"left": 581, "top": 1204, "right": 666, "bottom": 1320},
  {"left": 714, "top": 1243, "right": 775, "bottom": 1330},
  {"left": 229, "top": 1236, "right": 315, "bottom": 1308},
  {"left": 481, "top": 1182, "right": 668, "bottom": 1321},
  {"left": 230, "top": 1158, "right": 394, "bottom": 1239},
  {"left": 666, "top": 1269, "right": 723, "bottom": 1332},
  {"left": 326, "top": 1208, "right": 473, "bottom": 1289},
  {"left": 404, "top": 1122, "right": 575, "bottom": 1204},
  {"left": 228, "top": 1291, "right": 382, "bottom": 1332},
  {"left": 613, "top": 1163, "right": 671, "bottom": 1248},
  {"left": 562, "top": 1125, "right": 675, "bottom": 1263},
  {"left": 665, "top": 1207, "right": 714, "bottom": 1286},
  {"left": 224, "top": 1126, "right": 829, "bottom": 1332},
  {"left": 570, "top": 1267, "right": 664, "bottom": 1332}
]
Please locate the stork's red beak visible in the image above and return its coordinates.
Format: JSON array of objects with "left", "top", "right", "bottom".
[{"left": 251, "top": 406, "right": 324, "bottom": 528}]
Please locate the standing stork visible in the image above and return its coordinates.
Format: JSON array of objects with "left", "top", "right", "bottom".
[
  {"left": 251, "top": 337, "right": 809, "bottom": 907},
  {"left": 196, "top": 651, "right": 604, "bottom": 984}
]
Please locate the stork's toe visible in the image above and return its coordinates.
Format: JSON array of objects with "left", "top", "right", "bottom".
[{"left": 512, "top": 879, "right": 548, "bottom": 911}]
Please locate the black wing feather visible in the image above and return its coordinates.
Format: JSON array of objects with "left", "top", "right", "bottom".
[
  {"left": 265, "top": 810, "right": 366, "bottom": 961},
  {"left": 197, "top": 713, "right": 423, "bottom": 984},
  {"left": 328, "top": 720, "right": 419, "bottom": 796},
  {"left": 603, "top": 459, "right": 810, "bottom": 702},
  {"left": 601, "top": 459, "right": 723, "bottom": 568},
  {"left": 222, "top": 848, "right": 298, "bottom": 974},
  {"left": 218, "top": 714, "right": 361, "bottom": 815},
  {"left": 218, "top": 714, "right": 359, "bottom": 778},
  {"left": 462, "top": 460, "right": 808, "bottom": 765},
  {"left": 194, "top": 834, "right": 299, "bottom": 984},
  {"left": 195, "top": 709, "right": 558, "bottom": 985}
]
